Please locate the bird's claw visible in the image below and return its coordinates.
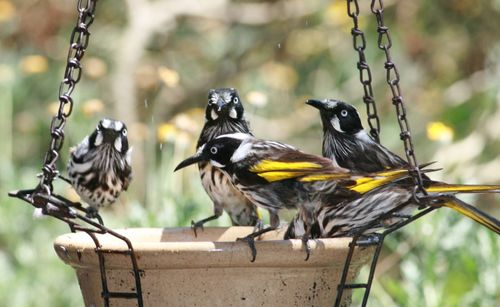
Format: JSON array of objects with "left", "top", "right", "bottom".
[
  {"left": 85, "top": 207, "right": 99, "bottom": 219},
  {"left": 237, "top": 235, "right": 257, "bottom": 262},
  {"left": 191, "top": 220, "right": 204, "bottom": 238},
  {"left": 302, "top": 237, "right": 311, "bottom": 261}
]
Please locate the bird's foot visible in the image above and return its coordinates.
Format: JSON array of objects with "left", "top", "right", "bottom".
[
  {"left": 85, "top": 207, "right": 99, "bottom": 219},
  {"left": 236, "top": 226, "right": 275, "bottom": 262},
  {"left": 237, "top": 235, "right": 258, "bottom": 262},
  {"left": 191, "top": 220, "right": 205, "bottom": 238},
  {"left": 302, "top": 236, "right": 311, "bottom": 261}
]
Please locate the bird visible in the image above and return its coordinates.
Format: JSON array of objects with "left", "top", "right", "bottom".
[
  {"left": 305, "top": 98, "right": 407, "bottom": 172},
  {"left": 292, "top": 98, "right": 500, "bottom": 238},
  {"left": 67, "top": 118, "right": 132, "bottom": 217},
  {"left": 175, "top": 132, "right": 419, "bottom": 261},
  {"left": 193, "top": 88, "right": 261, "bottom": 236}
]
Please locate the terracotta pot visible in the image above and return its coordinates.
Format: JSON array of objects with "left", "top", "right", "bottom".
[{"left": 54, "top": 227, "right": 374, "bottom": 307}]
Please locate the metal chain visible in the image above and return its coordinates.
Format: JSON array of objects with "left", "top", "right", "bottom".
[
  {"left": 370, "top": 0, "right": 426, "bottom": 194},
  {"left": 347, "top": 0, "right": 381, "bottom": 143},
  {"left": 39, "top": 0, "right": 98, "bottom": 194}
]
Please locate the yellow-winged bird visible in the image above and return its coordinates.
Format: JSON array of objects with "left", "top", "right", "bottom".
[
  {"left": 175, "top": 133, "right": 421, "bottom": 260},
  {"left": 193, "top": 88, "right": 261, "bottom": 235}
]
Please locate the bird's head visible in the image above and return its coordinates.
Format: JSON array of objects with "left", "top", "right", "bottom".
[
  {"left": 89, "top": 118, "right": 129, "bottom": 154},
  {"left": 205, "top": 88, "right": 245, "bottom": 122},
  {"left": 306, "top": 99, "right": 363, "bottom": 135},
  {"left": 175, "top": 133, "right": 249, "bottom": 171}
]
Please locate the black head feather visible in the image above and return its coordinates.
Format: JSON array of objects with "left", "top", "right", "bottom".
[
  {"left": 198, "top": 88, "right": 252, "bottom": 147},
  {"left": 306, "top": 99, "right": 363, "bottom": 135}
]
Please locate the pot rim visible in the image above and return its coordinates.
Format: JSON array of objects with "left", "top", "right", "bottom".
[{"left": 53, "top": 227, "right": 373, "bottom": 269}]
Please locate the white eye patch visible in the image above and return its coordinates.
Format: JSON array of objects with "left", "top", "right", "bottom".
[
  {"left": 331, "top": 116, "right": 343, "bottom": 132},
  {"left": 210, "top": 159, "right": 224, "bottom": 168},
  {"left": 94, "top": 132, "right": 103, "bottom": 146},
  {"left": 229, "top": 108, "right": 238, "bottom": 119},
  {"left": 211, "top": 109, "right": 218, "bottom": 120},
  {"left": 114, "top": 137, "right": 122, "bottom": 152}
]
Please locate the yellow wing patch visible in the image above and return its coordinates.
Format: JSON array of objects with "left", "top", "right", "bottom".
[
  {"left": 250, "top": 160, "right": 324, "bottom": 182},
  {"left": 256, "top": 171, "right": 309, "bottom": 182},
  {"left": 250, "top": 160, "right": 322, "bottom": 173}
]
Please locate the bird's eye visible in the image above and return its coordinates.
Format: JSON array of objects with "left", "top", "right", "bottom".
[
  {"left": 210, "top": 147, "right": 218, "bottom": 154},
  {"left": 340, "top": 110, "right": 348, "bottom": 117},
  {"left": 233, "top": 97, "right": 239, "bottom": 104},
  {"left": 122, "top": 129, "right": 127, "bottom": 136}
]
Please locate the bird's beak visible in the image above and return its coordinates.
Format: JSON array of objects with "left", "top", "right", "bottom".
[
  {"left": 305, "top": 99, "right": 326, "bottom": 110},
  {"left": 102, "top": 129, "right": 119, "bottom": 143},
  {"left": 217, "top": 98, "right": 226, "bottom": 111},
  {"left": 174, "top": 151, "right": 204, "bottom": 172}
]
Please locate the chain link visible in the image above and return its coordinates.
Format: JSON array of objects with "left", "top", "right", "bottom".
[
  {"left": 346, "top": 0, "right": 381, "bottom": 143},
  {"left": 38, "top": 0, "right": 98, "bottom": 194},
  {"left": 370, "top": 0, "right": 426, "bottom": 194}
]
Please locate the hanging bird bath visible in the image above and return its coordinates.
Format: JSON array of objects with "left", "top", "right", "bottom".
[{"left": 54, "top": 227, "right": 374, "bottom": 306}]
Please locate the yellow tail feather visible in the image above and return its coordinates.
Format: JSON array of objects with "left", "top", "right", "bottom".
[
  {"left": 441, "top": 199, "right": 500, "bottom": 235},
  {"left": 427, "top": 183, "right": 500, "bottom": 194},
  {"left": 349, "top": 169, "right": 410, "bottom": 194}
]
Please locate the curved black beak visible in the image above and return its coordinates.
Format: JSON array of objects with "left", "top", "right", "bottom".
[
  {"left": 174, "top": 152, "right": 204, "bottom": 172},
  {"left": 305, "top": 99, "right": 326, "bottom": 110}
]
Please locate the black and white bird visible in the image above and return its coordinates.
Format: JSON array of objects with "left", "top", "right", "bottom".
[
  {"left": 292, "top": 98, "right": 500, "bottom": 238},
  {"left": 193, "top": 88, "right": 261, "bottom": 235},
  {"left": 306, "top": 98, "right": 407, "bottom": 172},
  {"left": 175, "top": 132, "right": 413, "bottom": 260},
  {"left": 67, "top": 118, "right": 132, "bottom": 217}
]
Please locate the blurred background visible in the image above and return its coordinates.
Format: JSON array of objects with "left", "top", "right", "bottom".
[{"left": 1, "top": 0, "right": 499, "bottom": 306}]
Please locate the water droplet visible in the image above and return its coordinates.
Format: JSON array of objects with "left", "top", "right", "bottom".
[{"left": 277, "top": 43, "right": 281, "bottom": 48}]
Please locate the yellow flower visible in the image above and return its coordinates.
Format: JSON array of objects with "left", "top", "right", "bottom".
[
  {"left": 158, "top": 66, "right": 180, "bottom": 87},
  {"left": 325, "top": 1, "right": 350, "bottom": 28},
  {"left": 0, "top": 1, "right": 15, "bottom": 23},
  {"left": 20, "top": 55, "right": 48, "bottom": 74},
  {"left": 157, "top": 123, "right": 178, "bottom": 142},
  {"left": 81, "top": 99, "right": 105, "bottom": 116},
  {"left": 427, "top": 122, "right": 454, "bottom": 143}
]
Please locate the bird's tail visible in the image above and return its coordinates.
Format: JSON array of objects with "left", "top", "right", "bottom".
[
  {"left": 426, "top": 182, "right": 500, "bottom": 194},
  {"left": 439, "top": 197, "right": 500, "bottom": 234}
]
